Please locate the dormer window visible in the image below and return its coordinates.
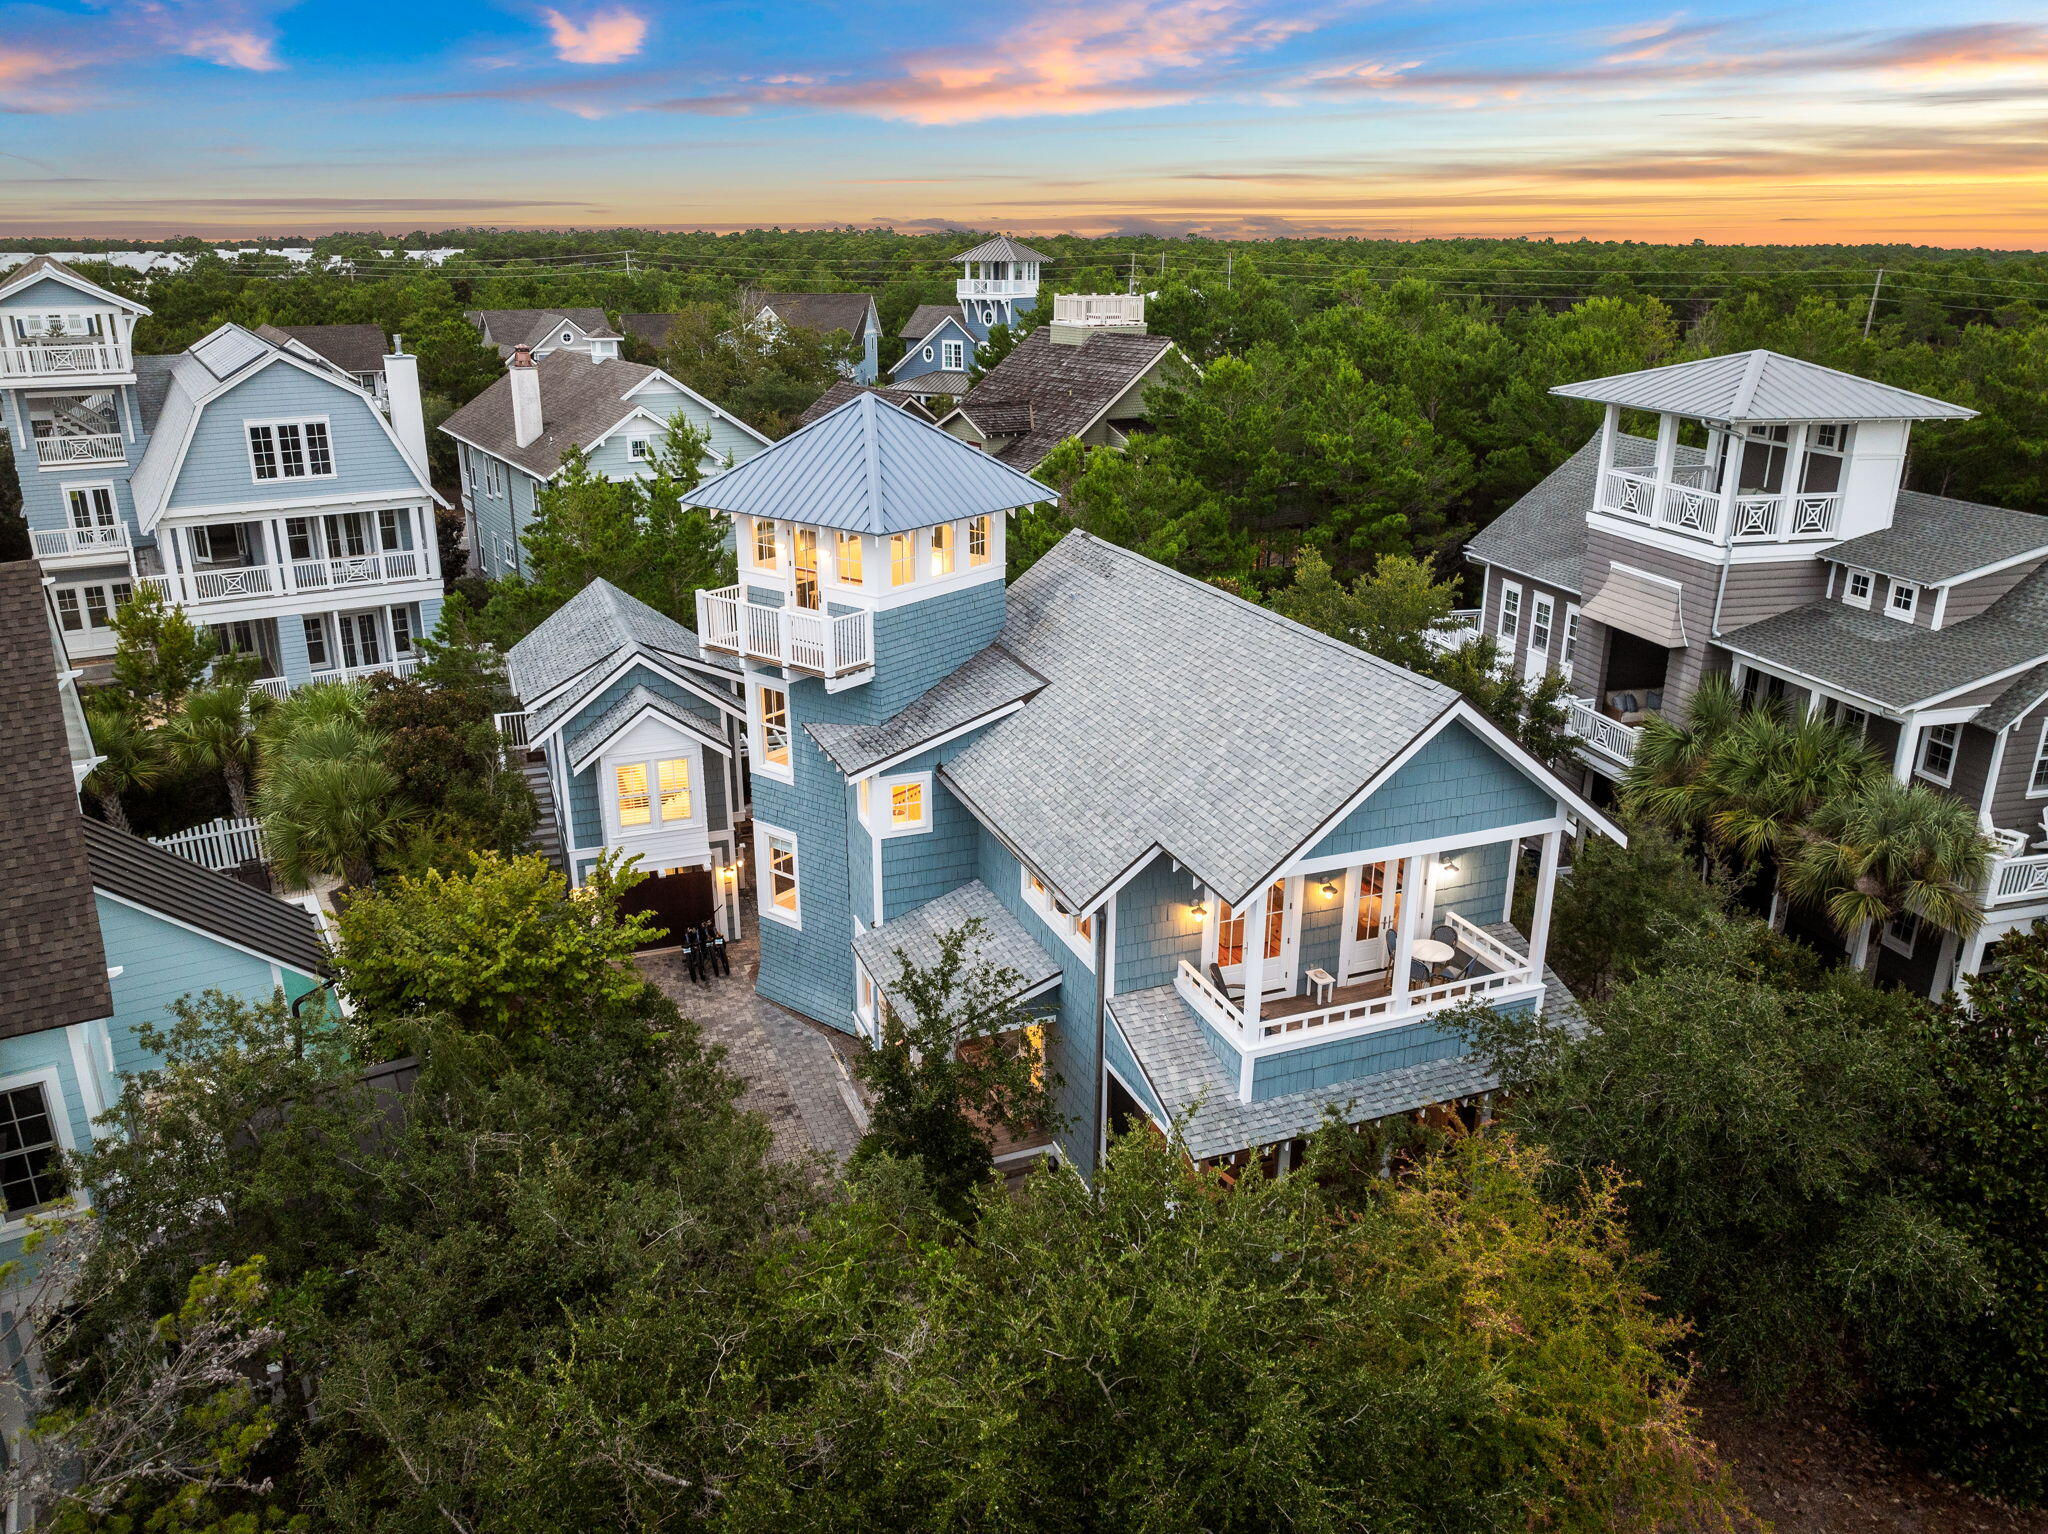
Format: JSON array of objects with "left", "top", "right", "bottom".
[
  {"left": 836, "top": 532, "right": 864, "bottom": 586},
  {"left": 751, "top": 518, "right": 777, "bottom": 569},
  {"left": 1845, "top": 569, "right": 1873, "bottom": 608},
  {"left": 248, "top": 420, "right": 333, "bottom": 481},
  {"left": 1887, "top": 581, "right": 1920, "bottom": 621},
  {"left": 941, "top": 339, "right": 965, "bottom": 371}
]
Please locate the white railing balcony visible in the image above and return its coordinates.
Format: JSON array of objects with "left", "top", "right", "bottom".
[
  {"left": 32, "top": 433, "right": 124, "bottom": 466},
  {"left": 1728, "top": 493, "right": 1840, "bottom": 542},
  {"left": 1172, "top": 911, "right": 1537, "bottom": 1064},
  {"left": 1052, "top": 293, "right": 1144, "bottom": 326},
  {"left": 1424, "top": 609, "right": 1483, "bottom": 655},
  {"left": 1983, "top": 831, "right": 2048, "bottom": 907},
  {"left": 1565, "top": 696, "right": 1642, "bottom": 766},
  {"left": 1601, "top": 468, "right": 1840, "bottom": 545},
  {"left": 291, "top": 550, "right": 424, "bottom": 589},
  {"left": 32, "top": 524, "right": 131, "bottom": 562},
  {"left": 251, "top": 656, "right": 420, "bottom": 700},
  {"left": 696, "top": 584, "right": 874, "bottom": 681},
  {"left": 0, "top": 342, "right": 127, "bottom": 378},
  {"left": 957, "top": 277, "right": 1036, "bottom": 300},
  {"left": 141, "top": 565, "right": 277, "bottom": 604}
]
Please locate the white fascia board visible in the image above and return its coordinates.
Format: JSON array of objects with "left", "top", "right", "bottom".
[
  {"left": 0, "top": 260, "right": 149, "bottom": 313},
  {"left": 622, "top": 365, "right": 774, "bottom": 446},
  {"left": 567, "top": 702, "right": 731, "bottom": 775},
  {"left": 527, "top": 652, "right": 746, "bottom": 751},
  {"left": 843, "top": 698, "right": 1030, "bottom": 781}
]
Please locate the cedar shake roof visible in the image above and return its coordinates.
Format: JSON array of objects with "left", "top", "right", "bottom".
[
  {"left": 795, "top": 380, "right": 937, "bottom": 429},
  {"left": 898, "top": 303, "right": 965, "bottom": 341},
  {"left": 439, "top": 351, "right": 658, "bottom": 479},
  {"left": 0, "top": 561, "right": 112, "bottom": 1038},
  {"left": 744, "top": 291, "right": 876, "bottom": 337},
  {"left": 947, "top": 328, "right": 1177, "bottom": 471}
]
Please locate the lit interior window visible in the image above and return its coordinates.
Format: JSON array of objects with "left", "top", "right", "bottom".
[
  {"left": 658, "top": 757, "right": 691, "bottom": 820},
  {"left": 890, "top": 781, "right": 923, "bottom": 826},
  {"left": 615, "top": 763, "right": 651, "bottom": 826}
]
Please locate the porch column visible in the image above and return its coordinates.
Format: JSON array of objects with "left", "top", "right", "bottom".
[
  {"left": 274, "top": 518, "right": 297, "bottom": 593},
  {"left": 1955, "top": 927, "right": 1993, "bottom": 1011},
  {"left": 1390, "top": 853, "right": 1426, "bottom": 1004},
  {"left": 1596, "top": 403, "right": 1618, "bottom": 477},
  {"left": 1892, "top": 721, "right": 1920, "bottom": 784},
  {"left": 1526, "top": 830, "right": 1562, "bottom": 1000},
  {"left": 1500, "top": 838, "right": 1520, "bottom": 922},
  {"left": 1239, "top": 886, "right": 1267, "bottom": 1036},
  {"left": 1651, "top": 411, "right": 1678, "bottom": 484}
]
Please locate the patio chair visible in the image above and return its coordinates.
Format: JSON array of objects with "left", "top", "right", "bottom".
[
  {"left": 1207, "top": 962, "right": 1246, "bottom": 1004},
  {"left": 1409, "top": 959, "right": 1438, "bottom": 989},
  {"left": 1430, "top": 923, "right": 1459, "bottom": 949},
  {"left": 1441, "top": 950, "right": 1483, "bottom": 983}
]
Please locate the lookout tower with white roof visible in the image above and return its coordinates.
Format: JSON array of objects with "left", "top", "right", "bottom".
[{"left": 951, "top": 235, "right": 1049, "bottom": 341}]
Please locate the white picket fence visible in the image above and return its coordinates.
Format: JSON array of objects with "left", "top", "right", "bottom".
[{"left": 149, "top": 815, "right": 266, "bottom": 871}]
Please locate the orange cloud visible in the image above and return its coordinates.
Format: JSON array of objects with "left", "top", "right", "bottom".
[
  {"left": 542, "top": 7, "right": 648, "bottom": 66},
  {"left": 182, "top": 30, "right": 283, "bottom": 70}
]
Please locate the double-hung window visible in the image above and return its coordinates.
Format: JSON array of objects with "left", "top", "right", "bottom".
[
  {"left": 756, "top": 685, "right": 791, "bottom": 774},
  {"left": 930, "top": 523, "right": 955, "bottom": 576},
  {"left": 376, "top": 509, "right": 405, "bottom": 552},
  {"left": 1528, "top": 593, "right": 1554, "bottom": 663},
  {"left": 1917, "top": 722, "right": 1959, "bottom": 785},
  {"left": 0, "top": 1082, "right": 64, "bottom": 1218},
  {"left": 1561, "top": 605, "right": 1580, "bottom": 678},
  {"left": 941, "top": 339, "right": 965, "bottom": 371},
  {"left": 1499, "top": 582, "right": 1522, "bottom": 642},
  {"left": 759, "top": 826, "right": 800, "bottom": 926},
  {"left": 2030, "top": 721, "right": 2048, "bottom": 797},
  {"left": 968, "top": 514, "right": 991, "bottom": 567},
  {"left": 751, "top": 518, "right": 778, "bottom": 569},
  {"left": 247, "top": 419, "right": 333, "bottom": 481}
]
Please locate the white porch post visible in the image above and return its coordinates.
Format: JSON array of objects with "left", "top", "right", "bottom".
[
  {"left": 1526, "top": 830, "right": 1562, "bottom": 998},
  {"left": 1651, "top": 411, "right": 1678, "bottom": 484},
  {"left": 1892, "top": 719, "right": 1920, "bottom": 783},
  {"left": 1390, "top": 853, "right": 1426, "bottom": 1004},
  {"left": 1955, "top": 926, "right": 1993, "bottom": 1009},
  {"left": 1597, "top": 402, "right": 1619, "bottom": 477},
  {"left": 274, "top": 517, "right": 298, "bottom": 593},
  {"left": 1239, "top": 886, "right": 1267, "bottom": 1036},
  {"left": 1500, "top": 838, "right": 1520, "bottom": 922}
]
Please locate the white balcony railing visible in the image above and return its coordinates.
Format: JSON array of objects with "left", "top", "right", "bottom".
[
  {"left": 250, "top": 656, "right": 420, "bottom": 700},
  {"left": 1984, "top": 832, "right": 2048, "bottom": 907},
  {"left": 291, "top": 550, "right": 423, "bottom": 589},
  {"left": 696, "top": 584, "right": 874, "bottom": 680},
  {"left": 1172, "top": 911, "right": 1536, "bottom": 1056},
  {"left": 1424, "top": 609, "right": 1483, "bottom": 655},
  {"left": 495, "top": 710, "right": 531, "bottom": 747},
  {"left": 1052, "top": 293, "right": 1144, "bottom": 326},
  {"left": 1729, "top": 493, "right": 1840, "bottom": 542},
  {"left": 957, "top": 278, "right": 1035, "bottom": 300},
  {"left": 1565, "top": 696, "right": 1642, "bottom": 766},
  {"left": 33, "top": 434, "right": 124, "bottom": 466},
  {"left": 32, "top": 524, "right": 131, "bottom": 561},
  {"left": 0, "top": 342, "right": 126, "bottom": 377},
  {"left": 1601, "top": 468, "right": 1840, "bottom": 545}
]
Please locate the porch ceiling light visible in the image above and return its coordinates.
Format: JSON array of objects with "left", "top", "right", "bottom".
[{"left": 1319, "top": 878, "right": 1338, "bottom": 899}]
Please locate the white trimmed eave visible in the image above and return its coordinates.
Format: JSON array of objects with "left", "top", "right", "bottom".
[
  {"left": 838, "top": 696, "right": 1033, "bottom": 781},
  {"left": 525, "top": 649, "right": 747, "bottom": 753},
  {"left": 622, "top": 365, "right": 775, "bottom": 446},
  {"left": 0, "top": 260, "right": 149, "bottom": 313},
  {"left": 566, "top": 702, "right": 733, "bottom": 776},
  {"left": 1726, "top": 642, "right": 2048, "bottom": 716}
]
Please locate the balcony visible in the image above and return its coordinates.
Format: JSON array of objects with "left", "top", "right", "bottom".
[
  {"left": 1980, "top": 828, "right": 2048, "bottom": 908},
  {"left": 0, "top": 341, "right": 128, "bottom": 379},
  {"left": 1174, "top": 910, "right": 1537, "bottom": 1046},
  {"left": 33, "top": 434, "right": 124, "bottom": 467},
  {"left": 696, "top": 584, "right": 874, "bottom": 683},
  {"left": 32, "top": 524, "right": 132, "bottom": 564},
  {"left": 1601, "top": 467, "right": 1840, "bottom": 546},
  {"left": 1051, "top": 293, "right": 1144, "bottom": 326},
  {"left": 957, "top": 277, "right": 1036, "bottom": 300},
  {"left": 291, "top": 550, "right": 424, "bottom": 590},
  {"left": 141, "top": 550, "right": 427, "bottom": 608},
  {"left": 1564, "top": 695, "right": 1643, "bottom": 768},
  {"left": 1424, "top": 608, "right": 1483, "bottom": 655},
  {"left": 251, "top": 656, "right": 420, "bottom": 699}
]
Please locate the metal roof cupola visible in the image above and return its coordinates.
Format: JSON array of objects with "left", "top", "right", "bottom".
[{"left": 951, "top": 234, "right": 1050, "bottom": 343}]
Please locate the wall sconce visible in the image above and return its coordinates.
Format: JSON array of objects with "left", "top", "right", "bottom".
[
  {"left": 1187, "top": 898, "right": 1207, "bottom": 923},
  {"left": 1319, "top": 877, "right": 1338, "bottom": 899},
  {"left": 1438, "top": 852, "right": 1459, "bottom": 872}
]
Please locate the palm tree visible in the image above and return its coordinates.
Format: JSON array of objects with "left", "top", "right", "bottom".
[
  {"left": 1783, "top": 776, "right": 1992, "bottom": 973},
  {"left": 1620, "top": 674, "right": 1742, "bottom": 835},
  {"left": 80, "top": 692, "right": 164, "bottom": 834},
  {"left": 1702, "top": 709, "right": 1880, "bottom": 871},
  {"left": 257, "top": 749, "right": 417, "bottom": 891},
  {"left": 166, "top": 682, "right": 260, "bottom": 819},
  {"left": 254, "top": 679, "right": 367, "bottom": 759}
]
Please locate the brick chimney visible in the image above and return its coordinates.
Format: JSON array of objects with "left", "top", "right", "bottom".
[{"left": 509, "top": 344, "right": 542, "bottom": 448}]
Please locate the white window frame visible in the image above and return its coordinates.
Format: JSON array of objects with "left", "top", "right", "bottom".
[
  {"left": 64, "top": 482, "right": 119, "bottom": 531},
  {"left": 835, "top": 531, "right": 865, "bottom": 587},
  {"left": 749, "top": 517, "right": 778, "bottom": 571},
  {"left": 922, "top": 345, "right": 935, "bottom": 361},
  {"left": 1844, "top": 568, "right": 1874, "bottom": 609},
  {"left": 605, "top": 749, "right": 700, "bottom": 841},
  {"left": 1560, "top": 603, "right": 1581, "bottom": 681},
  {"left": 2028, "top": 717, "right": 2048, "bottom": 798},
  {"left": 1498, "top": 580, "right": 1522, "bottom": 643},
  {"left": 0, "top": 1067, "right": 77, "bottom": 1234},
  {"left": 1528, "top": 591, "right": 1554, "bottom": 658},
  {"left": 627, "top": 436, "right": 653, "bottom": 461},
  {"left": 860, "top": 771, "right": 932, "bottom": 837},
  {"left": 751, "top": 682, "right": 793, "bottom": 783},
  {"left": 1021, "top": 864, "right": 1096, "bottom": 964},
  {"left": 245, "top": 416, "right": 335, "bottom": 484},
  {"left": 1916, "top": 721, "right": 1959, "bottom": 786},
  {"left": 1881, "top": 911, "right": 1920, "bottom": 958},
  {"left": 1886, "top": 580, "right": 1920, "bottom": 622},
  {"left": 941, "top": 338, "right": 965, "bottom": 371},
  {"left": 756, "top": 822, "right": 801, "bottom": 928}
]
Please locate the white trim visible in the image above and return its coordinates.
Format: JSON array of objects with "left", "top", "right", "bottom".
[
  {"left": 1885, "top": 579, "right": 1920, "bottom": 622},
  {"left": 566, "top": 700, "right": 730, "bottom": 776},
  {"left": 860, "top": 771, "right": 933, "bottom": 837},
  {"left": 0, "top": 1064, "right": 84, "bottom": 1235},
  {"left": 243, "top": 414, "right": 336, "bottom": 485},
  {"left": 1844, "top": 567, "right": 1874, "bottom": 609},
  {"left": 755, "top": 821, "right": 801, "bottom": 928},
  {"left": 93, "top": 889, "right": 318, "bottom": 975},
  {"left": 1497, "top": 580, "right": 1522, "bottom": 644},
  {"left": 525, "top": 651, "right": 746, "bottom": 749},
  {"left": 1021, "top": 864, "right": 1097, "bottom": 966},
  {"left": 1915, "top": 721, "right": 1960, "bottom": 786},
  {"left": 748, "top": 679, "right": 795, "bottom": 785},
  {"left": 2024, "top": 717, "right": 2048, "bottom": 800}
]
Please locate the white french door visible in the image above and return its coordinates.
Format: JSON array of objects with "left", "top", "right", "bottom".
[
  {"left": 1339, "top": 861, "right": 1404, "bottom": 984},
  {"left": 1214, "top": 878, "right": 1298, "bottom": 999},
  {"left": 335, "top": 610, "right": 384, "bottom": 670}
]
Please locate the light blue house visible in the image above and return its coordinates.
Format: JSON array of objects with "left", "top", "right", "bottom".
[
  {"left": 503, "top": 579, "right": 749, "bottom": 936},
  {"left": 681, "top": 393, "right": 1615, "bottom": 1174},
  {"left": 0, "top": 562, "right": 327, "bottom": 1264},
  {"left": 441, "top": 345, "right": 770, "bottom": 581},
  {"left": 888, "top": 236, "right": 1050, "bottom": 395},
  {"left": 1, "top": 257, "right": 446, "bottom": 693}
]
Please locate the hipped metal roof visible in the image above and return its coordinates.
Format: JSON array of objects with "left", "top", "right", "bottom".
[
  {"left": 682, "top": 389, "right": 1055, "bottom": 535},
  {"left": 1551, "top": 350, "right": 1975, "bottom": 424}
]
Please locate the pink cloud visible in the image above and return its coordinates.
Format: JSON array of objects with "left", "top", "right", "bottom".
[
  {"left": 181, "top": 29, "right": 283, "bottom": 70},
  {"left": 542, "top": 7, "right": 648, "bottom": 65}
]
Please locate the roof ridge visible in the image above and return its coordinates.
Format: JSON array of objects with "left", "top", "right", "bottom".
[
  {"left": 1732, "top": 349, "right": 1771, "bottom": 417},
  {"left": 860, "top": 390, "right": 882, "bottom": 524}
]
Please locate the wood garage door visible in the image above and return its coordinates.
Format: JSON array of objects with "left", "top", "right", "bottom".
[{"left": 619, "top": 867, "right": 716, "bottom": 949}]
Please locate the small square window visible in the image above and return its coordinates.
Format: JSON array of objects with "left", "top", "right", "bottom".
[
  {"left": 1888, "top": 582, "right": 1919, "bottom": 620},
  {"left": 890, "top": 781, "right": 923, "bottom": 828},
  {"left": 1846, "top": 569, "right": 1873, "bottom": 607},
  {"left": 628, "top": 438, "right": 651, "bottom": 461},
  {"left": 968, "top": 515, "right": 991, "bottom": 567}
]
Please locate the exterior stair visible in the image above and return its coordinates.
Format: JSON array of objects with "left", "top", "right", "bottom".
[{"left": 519, "top": 756, "right": 567, "bottom": 872}]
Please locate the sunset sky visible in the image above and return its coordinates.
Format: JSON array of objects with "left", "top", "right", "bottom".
[{"left": 2, "top": 0, "right": 2045, "bottom": 244}]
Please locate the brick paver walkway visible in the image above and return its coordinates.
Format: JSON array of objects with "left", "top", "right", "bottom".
[{"left": 638, "top": 921, "right": 868, "bottom": 1172}]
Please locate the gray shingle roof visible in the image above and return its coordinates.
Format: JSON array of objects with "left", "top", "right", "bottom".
[
  {"left": 1464, "top": 435, "right": 1663, "bottom": 593},
  {"left": 1825, "top": 491, "right": 2048, "bottom": 586},
  {"left": 947, "top": 328, "right": 1178, "bottom": 471},
  {"left": 132, "top": 354, "right": 179, "bottom": 432},
  {"left": 898, "top": 303, "right": 965, "bottom": 341},
  {"left": 620, "top": 312, "right": 680, "bottom": 349},
  {"left": 82, "top": 818, "right": 327, "bottom": 979},
  {"left": 0, "top": 562, "right": 112, "bottom": 1039},
  {"left": 796, "top": 380, "right": 937, "bottom": 430},
  {"left": 465, "top": 308, "right": 621, "bottom": 349},
  {"left": 438, "top": 351, "right": 655, "bottom": 479},
  {"left": 268, "top": 323, "right": 388, "bottom": 377},
  {"left": 808, "top": 643, "right": 1045, "bottom": 776},
  {"left": 951, "top": 235, "right": 1052, "bottom": 264},
  {"left": 506, "top": 578, "right": 735, "bottom": 735},
  {"left": 567, "top": 683, "right": 729, "bottom": 772},
  {"left": 851, "top": 880, "right": 1062, "bottom": 999},
  {"left": 683, "top": 389, "right": 1053, "bottom": 535},
  {"left": 1108, "top": 925, "right": 1579, "bottom": 1159},
  {"left": 940, "top": 532, "right": 1457, "bottom": 911},
  {"left": 1980, "top": 661, "right": 2048, "bottom": 733},
  {"left": 1551, "top": 350, "right": 1973, "bottom": 424},
  {"left": 745, "top": 291, "right": 876, "bottom": 337}
]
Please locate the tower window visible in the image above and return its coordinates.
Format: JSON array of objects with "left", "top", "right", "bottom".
[
  {"left": 891, "top": 532, "right": 916, "bottom": 587},
  {"left": 758, "top": 686, "right": 791, "bottom": 771},
  {"left": 751, "top": 518, "right": 778, "bottom": 569},
  {"left": 836, "top": 532, "right": 863, "bottom": 585},
  {"left": 968, "top": 514, "right": 991, "bottom": 567},
  {"left": 930, "top": 523, "right": 955, "bottom": 576}
]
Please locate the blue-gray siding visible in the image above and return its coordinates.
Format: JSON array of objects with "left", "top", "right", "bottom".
[
  {"left": 167, "top": 362, "right": 418, "bottom": 512},
  {"left": 1308, "top": 722, "right": 1553, "bottom": 860}
]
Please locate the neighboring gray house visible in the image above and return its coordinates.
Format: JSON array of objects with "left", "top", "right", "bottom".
[
  {"left": 1465, "top": 348, "right": 2048, "bottom": 998},
  {"left": 626, "top": 293, "right": 882, "bottom": 385},
  {"left": 890, "top": 303, "right": 978, "bottom": 396},
  {"left": 464, "top": 308, "right": 623, "bottom": 362},
  {"left": 440, "top": 345, "right": 770, "bottom": 580}
]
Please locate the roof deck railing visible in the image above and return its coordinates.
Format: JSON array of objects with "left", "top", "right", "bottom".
[{"left": 696, "top": 583, "right": 874, "bottom": 681}]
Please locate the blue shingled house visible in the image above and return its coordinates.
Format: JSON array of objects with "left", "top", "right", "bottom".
[
  {"left": 1, "top": 256, "right": 446, "bottom": 693},
  {"left": 666, "top": 391, "right": 1615, "bottom": 1175},
  {"left": 889, "top": 235, "right": 1050, "bottom": 395},
  {"left": 0, "top": 562, "right": 328, "bottom": 1266}
]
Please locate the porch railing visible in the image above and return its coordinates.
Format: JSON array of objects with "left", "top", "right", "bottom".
[
  {"left": 0, "top": 343, "right": 126, "bottom": 377},
  {"left": 292, "top": 550, "right": 423, "bottom": 589},
  {"left": 1052, "top": 293, "right": 1144, "bottom": 326},
  {"left": 1172, "top": 912, "right": 1536, "bottom": 1049},
  {"left": 495, "top": 710, "right": 531, "bottom": 747},
  {"left": 32, "top": 524, "right": 131, "bottom": 561},
  {"left": 957, "top": 277, "right": 1034, "bottom": 299},
  {"left": 33, "top": 433, "right": 124, "bottom": 466},
  {"left": 250, "top": 656, "right": 419, "bottom": 699},
  {"left": 1424, "top": 609, "right": 1483, "bottom": 655},
  {"left": 1600, "top": 468, "right": 1839, "bottom": 545},
  {"left": 1564, "top": 696, "right": 1642, "bottom": 766},
  {"left": 150, "top": 814, "right": 265, "bottom": 872},
  {"left": 1984, "top": 837, "right": 2048, "bottom": 906},
  {"left": 696, "top": 584, "right": 874, "bottom": 680},
  {"left": 144, "top": 553, "right": 423, "bottom": 606}
]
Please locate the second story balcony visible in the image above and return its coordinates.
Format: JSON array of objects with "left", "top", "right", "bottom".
[
  {"left": 696, "top": 583, "right": 874, "bottom": 683},
  {"left": 32, "top": 523, "right": 132, "bottom": 564},
  {"left": 0, "top": 339, "right": 130, "bottom": 381},
  {"left": 1564, "top": 695, "right": 1644, "bottom": 768},
  {"left": 1602, "top": 462, "right": 1841, "bottom": 545},
  {"left": 32, "top": 431, "right": 125, "bottom": 467},
  {"left": 957, "top": 276, "right": 1036, "bottom": 301}
]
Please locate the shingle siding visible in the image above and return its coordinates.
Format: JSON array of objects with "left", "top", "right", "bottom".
[
  {"left": 1581, "top": 528, "right": 1727, "bottom": 720},
  {"left": 878, "top": 765, "right": 980, "bottom": 921},
  {"left": 1113, "top": 854, "right": 1207, "bottom": 995},
  {"left": 1250, "top": 1016, "right": 1468, "bottom": 1101},
  {"left": 1717, "top": 558, "right": 1828, "bottom": 631},
  {"left": 1309, "top": 723, "right": 1554, "bottom": 860}
]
